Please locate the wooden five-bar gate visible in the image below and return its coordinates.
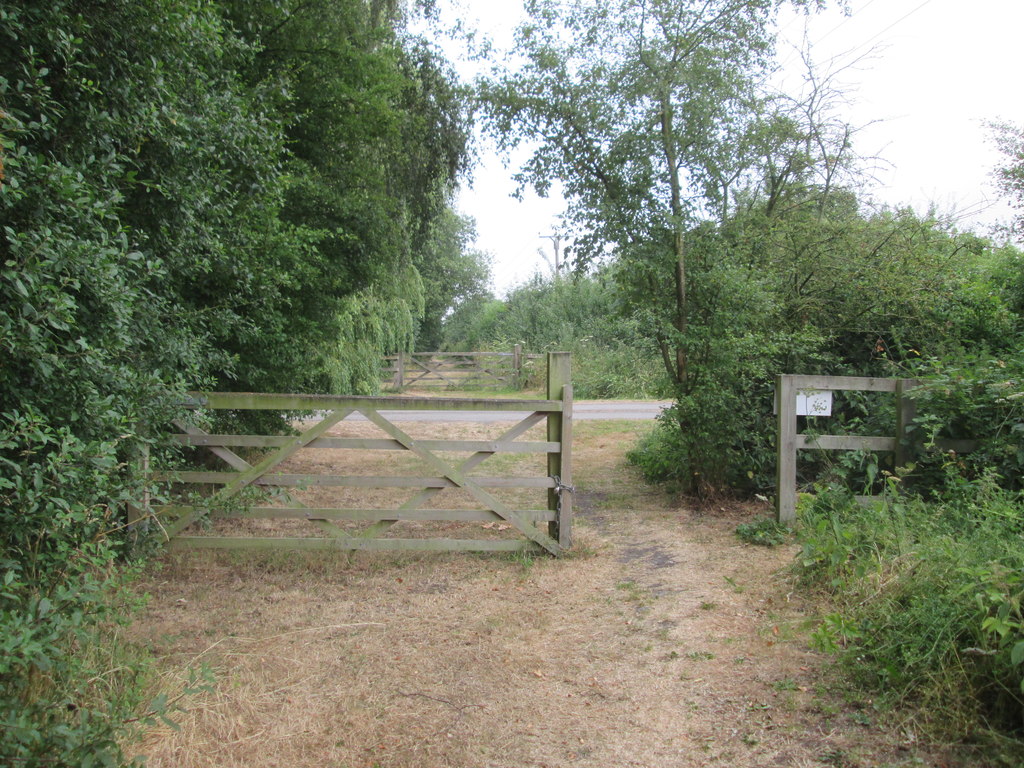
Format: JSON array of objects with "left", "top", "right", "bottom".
[
  {"left": 384, "top": 346, "right": 544, "bottom": 390},
  {"left": 148, "top": 353, "right": 573, "bottom": 555}
]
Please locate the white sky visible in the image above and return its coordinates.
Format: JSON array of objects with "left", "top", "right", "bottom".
[{"left": 428, "top": 0, "right": 1024, "bottom": 295}]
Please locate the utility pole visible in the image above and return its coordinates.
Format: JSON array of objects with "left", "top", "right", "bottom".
[{"left": 540, "top": 232, "right": 563, "bottom": 274}]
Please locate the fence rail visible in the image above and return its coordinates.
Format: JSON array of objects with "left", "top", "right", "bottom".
[
  {"left": 775, "top": 374, "right": 976, "bottom": 523},
  {"left": 147, "top": 353, "right": 573, "bottom": 555},
  {"left": 383, "top": 346, "right": 544, "bottom": 389}
]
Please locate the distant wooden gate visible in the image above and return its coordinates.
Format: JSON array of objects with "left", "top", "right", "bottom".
[
  {"left": 149, "top": 353, "right": 573, "bottom": 555},
  {"left": 383, "top": 346, "right": 544, "bottom": 390}
]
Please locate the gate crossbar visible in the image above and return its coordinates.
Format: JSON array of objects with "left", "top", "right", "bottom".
[{"left": 149, "top": 354, "right": 573, "bottom": 555}]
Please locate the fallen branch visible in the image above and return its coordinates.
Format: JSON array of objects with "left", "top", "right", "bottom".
[{"left": 397, "top": 691, "right": 486, "bottom": 713}]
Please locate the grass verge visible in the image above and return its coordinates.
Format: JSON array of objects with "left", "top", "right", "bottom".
[{"left": 794, "top": 479, "right": 1024, "bottom": 762}]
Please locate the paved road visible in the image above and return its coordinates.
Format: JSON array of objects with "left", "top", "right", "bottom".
[{"left": 345, "top": 400, "right": 671, "bottom": 423}]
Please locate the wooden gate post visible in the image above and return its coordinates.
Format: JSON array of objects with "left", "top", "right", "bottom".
[
  {"left": 126, "top": 432, "right": 150, "bottom": 548},
  {"left": 512, "top": 344, "right": 523, "bottom": 388},
  {"left": 395, "top": 352, "right": 405, "bottom": 389},
  {"left": 775, "top": 374, "right": 798, "bottom": 524},
  {"left": 895, "top": 378, "right": 919, "bottom": 470},
  {"left": 547, "top": 352, "right": 573, "bottom": 548}
]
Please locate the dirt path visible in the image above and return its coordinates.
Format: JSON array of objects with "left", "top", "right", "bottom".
[{"left": 131, "top": 420, "right": 947, "bottom": 767}]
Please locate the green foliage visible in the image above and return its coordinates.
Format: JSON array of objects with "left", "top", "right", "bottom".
[
  {"left": 756, "top": 207, "right": 1017, "bottom": 371},
  {"left": 443, "top": 271, "right": 672, "bottom": 398},
  {"left": 903, "top": 351, "right": 1024, "bottom": 495},
  {"left": 631, "top": 207, "right": 1016, "bottom": 495},
  {"left": 792, "top": 344, "right": 1024, "bottom": 746},
  {"left": 220, "top": 0, "right": 472, "bottom": 381},
  {"left": 0, "top": 0, "right": 470, "bottom": 760},
  {"left": 991, "top": 120, "right": 1024, "bottom": 241},
  {"left": 414, "top": 209, "right": 492, "bottom": 350},
  {"left": 484, "top": 0, "right": 1018, "bottom": 500},
  {"left": 735, "top": 518, "right": 789, "bottom": 547},
  {"left": 322, "top": 266, "right": 424, "bottom": 395},
  {"left": 442, "top": 293, "right": 508, "bottom": 353},
  {"left": 796, "top": 483, "right": 1024, "bottom": 743},
  {"left": 0, "top": 411, "right": 151, "bottom": 766},
  {"left": 0, "top": 1, "right": 262, "bottom": 757},
  {"left": 482, "top": 0, "right": 782, "bottom": 250},
  {"left": 991, "top": 244, "right": 1024, "bottom": 329}
]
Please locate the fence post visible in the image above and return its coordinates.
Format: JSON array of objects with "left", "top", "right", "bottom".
[
  {"left": 395, "top": 352, "right": 405, "bottom": 389},
  {"left": 776, "top": 374, "right": 798, "bottom": 524},
  {"left": 895, "top": 378, "right": 918, "bottom": 470},
  {"left": 512, "top": 344, "right": 522, "bottom": 388},
  {"left": 127, "top": 433, "right": 150, "bottom": 546},
  {"left": 547, "top": 352, "right": 572, "bottom": 549}
]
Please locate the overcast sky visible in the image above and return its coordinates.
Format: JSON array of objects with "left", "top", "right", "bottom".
[{"left": 430, "top": 0, "right": 1024, "bottom": 295}]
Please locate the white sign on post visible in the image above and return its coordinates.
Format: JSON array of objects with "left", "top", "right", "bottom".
[
  {"left": 796, "top": 389, "right": 832, "bottom": 417},
  {"left": 794, "top": 393, "right": 835, "bottom": 417}
]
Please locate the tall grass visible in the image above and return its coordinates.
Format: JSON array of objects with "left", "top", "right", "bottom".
[{"left": 796, "top": 476, "right": 1024, "bottom": 747}]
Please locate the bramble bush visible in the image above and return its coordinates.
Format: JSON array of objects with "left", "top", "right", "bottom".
[
  {"left": 796, "top": 480, "right": 1024, "bottom": 746},
  {"left": 904, "top": 351, "right": 1024, "bottom": 495},
  {"left": 794, "top": 348, "right": 1024, "bottom": 748}
]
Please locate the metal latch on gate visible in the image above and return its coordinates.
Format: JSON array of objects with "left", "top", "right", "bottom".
[{"left": 553, "top": 475, "right": 575, "bottom": 495}]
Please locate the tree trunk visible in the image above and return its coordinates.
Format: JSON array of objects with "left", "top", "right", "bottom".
[
  {"left": 660, "top": 96, "right": 688, "bottom": 390},
  {"left": 674, "top": 235, "right": 687, "bottom": 389}
]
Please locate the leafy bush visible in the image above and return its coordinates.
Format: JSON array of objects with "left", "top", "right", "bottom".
[
  {"left": 444, "top": 272, "right": 673, "bottom": 398},
  {"left": 796, "top": 481, "right": 1024, "bottom": 742},
  {"left": 735, "top": 518, "right": 789, "bottom": 547},
  {"left": 0, "top": 411, "right": 152, "bottom": 766},
  {"left": 904, "top": 351, "right": 1024, "bottom": 495},
  {"left": 0, "top": 0, "right": 472, "bottom": 762},
  {"left": 791, "top": 347, "right": 1024, "bottom": 745},
  {"left": 626, "top": 321, "right": 811, "bottom": 495}
]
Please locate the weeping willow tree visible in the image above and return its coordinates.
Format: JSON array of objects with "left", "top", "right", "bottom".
[{"left": 216, "top": 0, "right": 474, "bottom": 393}]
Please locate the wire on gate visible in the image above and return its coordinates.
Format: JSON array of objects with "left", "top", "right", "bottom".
[{"left": 552, "top": 476, "right": 575, "bottom": 510}]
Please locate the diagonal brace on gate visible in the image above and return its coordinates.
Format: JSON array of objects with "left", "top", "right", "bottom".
[
  {"left": 347, "top": 412, "right": 548, "bottom": 540},
  {"left": 359, "top": 408, "right": 561, "bottom": 555},
  {"left": 162, "top": 408, "right": 353, "bottom": 537}
]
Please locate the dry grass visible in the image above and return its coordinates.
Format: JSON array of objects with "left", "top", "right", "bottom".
[{"left": 130, "top": 418, "right": 954, "bottom": 768}]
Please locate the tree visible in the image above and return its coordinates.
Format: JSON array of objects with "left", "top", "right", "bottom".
[
  {"left": 482, "top": 0, "right": 825, "bottom": 391},
  {"left": 990, "top": 121, "right": 1024, "bottom": 319},
  {"left": 0, "top": 0, "right": 473, "bottom": 759},
  {"left": 481, "top": 0, "right": 835, "bottom": 492},
  {"left": 0, "top": 1, "right": 300, "bottom": 760},
  {"left": 414, "top": 209, "right": 491, "bottom": 350},
  {"left": 218, "top": 0, "right": 473, "bottom": 391},
  {"left": 483, "top": 0, "right": 1012, "bottom": 495},
  {"left": 992, "top": 120, "right": 1024, "bottom": 236},
  {"left": 483, "top": 0, "right": 843, "bottom": 393}
]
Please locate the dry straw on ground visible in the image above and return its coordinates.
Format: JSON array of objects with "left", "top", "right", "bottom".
[{"left": 130, "top": 419, "right": 955, "bottom": 767}]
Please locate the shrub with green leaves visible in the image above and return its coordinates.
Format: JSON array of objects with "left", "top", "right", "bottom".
[
  {"left": 904, "top": 351, "right": 1024, "bottom": 495},
  {"left": 796, "top": 482, "right": 1024, "bottom": 741},
  {"left": 444, "top": 272, "right": 673, "bottom": 399},
  {"left": 735, "top": 518, "right": 789, "bottom": 547},
  {"left": 0, "top": 0, "right": 471, "bottom": 761},
  {"left": 0, "top": 412, "right": 152, "bottom": 766}
]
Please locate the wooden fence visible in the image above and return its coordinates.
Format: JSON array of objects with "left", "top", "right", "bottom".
[
  {"left": 147, "top": 353, "right": 573, "bottom": 555},
  {"left": 775, "top": 374, "right": 975, "bottom": 523},
  {"left": 383, "top": 346, "right": 544, "bottom": 390}
]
